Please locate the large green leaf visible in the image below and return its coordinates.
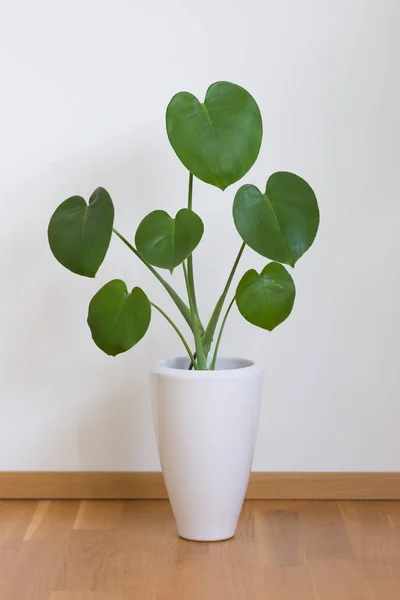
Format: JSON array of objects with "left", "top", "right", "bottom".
[
  {"left": 236, "top": 262, "right": 295, "bottom": 331},
  {"left": 135, "top": 209, "right": 204, "bottom": 271},
  {"left": 233, "top": 172, "right": 319, "bottom": 266},
  {"left": 87, "top": 280, "right": 151, "bottom": 356},
  {"left": 166, "top": 81, "right": 262, "bottom": 190},
  {"left": 48, "top": 187, "right": 114, "bottom": 277}
]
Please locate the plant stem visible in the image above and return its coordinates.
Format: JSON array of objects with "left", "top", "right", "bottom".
[
  {"left": 209, "top": 296, "right": 235, "bottom": 370},
  {"left": 112, "top": 228, "right": 193, "bottom": 332},
  {"left": 186, "top": 172, "right": 201, "bottom": 323},
  {"left": 202, "top": 242, "right": 246, "bottom": 358},
  {"left": 183, "top": 262, "right": 207, "bottom": 370},
  {"left": 150, "top": 302, "right": 198, "bottom": 369},
  {"left": 185, "top": 171, "right": 204, "bottom": 369},
  {"left": 188, "top": 351, "right": 197, "bottom": 370},
  {"left": 188, "top": 171, "right": 193, "bottom": 211}
]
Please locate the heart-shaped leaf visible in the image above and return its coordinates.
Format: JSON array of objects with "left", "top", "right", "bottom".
[
  {"left": 236, "top": 262, "right": 295, "bottom": 330},
  {"left": 48, "top": 187, "right": 114, "bottom": 277},
  {"left": 166, "top": 81, "right": 263, "bottom": 190},
  {"left": 87, "top": 280, "right": 151, "bottom": 356},
  {"left": 135, "top": 209, "right": 204, "bottom": 270},
  {"left": 233, "top": 172, "right": 319, "bottom": 266}
]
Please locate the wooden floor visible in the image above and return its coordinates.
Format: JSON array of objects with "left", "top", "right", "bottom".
[{"left": 0, "top": 500, "right": 399, "bottom": 599}]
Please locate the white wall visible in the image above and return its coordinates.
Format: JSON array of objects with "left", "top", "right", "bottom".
[{"left": 0, "top": 0, "right": 399, "bottom": 471}]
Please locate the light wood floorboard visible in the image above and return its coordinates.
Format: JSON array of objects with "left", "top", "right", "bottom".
[{"left": 0, "top": 500, "right": 399, "bottom": 599}]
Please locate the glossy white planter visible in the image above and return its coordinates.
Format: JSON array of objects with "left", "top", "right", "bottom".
[{"left": 151, "top": 357, "right": 263, "bottom": 542}]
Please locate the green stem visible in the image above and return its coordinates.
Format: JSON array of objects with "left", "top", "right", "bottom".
[
  {"left": 183, "top": 262, "right": 207, "bottom": 369},
  {"left": 188, "top": 171, "right": 193, "bottom": 211},
  {"left": 209, "top": 296, "right": 235, "bottom": 370},
  {"left": 202, "top": 242, "right": 246, "bottom": 358},
  {"left": 186, "top": 172, "right": 201, "bottom": 326},
  {"left": 113, "top": 228, "right": 193, "bottom": 332},
  {"left": 185, "top": 171, "right": 203, "bottom": 369},
  {"left": 150, "top": 302, "right": 198, "bottom": 369}
]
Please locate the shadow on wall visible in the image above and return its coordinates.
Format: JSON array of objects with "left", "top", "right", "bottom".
[{"left": 76, "top": 371, "right": 157, "bottom": 471}]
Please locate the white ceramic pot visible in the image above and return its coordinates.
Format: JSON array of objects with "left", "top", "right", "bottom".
[{"left": 151, "top": 356, "right": 263, "bottom": 542}]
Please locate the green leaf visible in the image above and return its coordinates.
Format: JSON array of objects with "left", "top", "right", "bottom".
[
  {"left": 236, "top": 262, "right": 295, "bottom": 331},
  {"left": 48, "top": 187, "right": 114, "bottom": 277},
  {"left": 87, "top": 280, "right": 151, "bottom": 356},
  {"left": 166, "top": 81, "right": 263, "bottom": 190},
  {"left": 135, "top": 209, "right": 204, "bottom": 271},
  {"left": 233, "top": 172, "right": 319, "bottom": 266}
]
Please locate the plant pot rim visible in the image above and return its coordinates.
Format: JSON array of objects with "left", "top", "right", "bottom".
[{"left": 152, "top": 356, "right": 263, "bottom": 380}]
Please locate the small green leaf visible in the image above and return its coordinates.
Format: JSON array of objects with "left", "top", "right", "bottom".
[
  {"left": 87, "top": 280, "right": 151, "bottom": 356},
  {"left": 166, "top": 81, "right": 263, "bottom": 190},
  {"left": 233, "top": 172, "right": 319, "bottom": 266},
  {"left": 135, "top": 209, "right": 204, "bottom": 271},
  {"left": 236, "top": 262, "right": 295, "bottom": 330},
  {"left": 48, "top": 187, "right": 114, "bottom": 277}
]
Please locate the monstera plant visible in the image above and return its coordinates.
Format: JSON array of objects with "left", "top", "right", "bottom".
[{"left": 48, "top": 81, "right": 319, "bottom": 370}]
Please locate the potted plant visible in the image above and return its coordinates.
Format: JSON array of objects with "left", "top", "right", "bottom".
[{"left": 48, "top": 81, "right": 319, "bottom": 541}]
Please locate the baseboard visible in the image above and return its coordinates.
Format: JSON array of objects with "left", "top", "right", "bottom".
[{"left": 0, "top": 472, "right": 399, "bottom": 500}]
